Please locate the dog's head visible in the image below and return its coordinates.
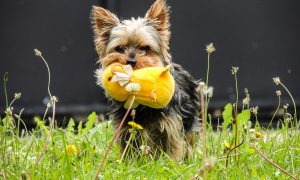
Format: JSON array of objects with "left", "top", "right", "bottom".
[{"left": 91, "top": 0, "right": 171, "bottom": 70}]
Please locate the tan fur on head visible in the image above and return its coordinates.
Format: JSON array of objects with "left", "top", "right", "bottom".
[
  {"left": 91, "top": 0, "right": 171, "bottom": 69},
  {"left": 145, "top": 0, "right": 171, "bottom": 63},
  {"left": 91, "top": 6, "right": 119, "bottom": 59}
]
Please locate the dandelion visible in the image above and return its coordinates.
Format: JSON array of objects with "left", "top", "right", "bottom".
[
  {"left": 14, "top": 93, "right": 22, "bottom": 100},
  {"left": 255, "top": 131, "right": 264, "bottom": 139},
  {"left": 206, "top": 43, "right": 216, "bottom": 54},
  {"left": 224, "top": 141, "right": 231, "bottom": 149},
  {"left": 196, "top": 81, "right": 206, "bottom": 93},
  {"left": 125, "top": 83, "right": 141, "bottom": 93},
  {"left": 65, "top": 145, "right": 78, "bottom": 156},
  {"left": 242, "top": 97, "right": 250, "bottom": 106},
  {"left": 34, "top": 49, "right": 42, "bottom": 57},
  {"left": 250, "top": 106, "right": 259, "bottom": 115},
  {"left": 205, "top": 87, "right": 214, "bottom": 98},
  {"left": 276, "top": 90, "right": 281, "bottom": 96},
  {"left": 231, "top": 67, "right": 239, "bottom": 75},
  {"left": 273, "top": 77, "right": 281, "bottom": 86},
  {"left": 128, "top": 121, "right": 143, "bottom": 130},
  {"left": 140, "top": 145, "right": 151, "bottom": 155}
]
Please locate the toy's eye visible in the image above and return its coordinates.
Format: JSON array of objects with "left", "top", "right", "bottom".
[
  {"left": 115, "top": 46, "right": 126, "bottom": 54},
  {"left": 108, "top": 77, "right": 112, "bottom": 81}
]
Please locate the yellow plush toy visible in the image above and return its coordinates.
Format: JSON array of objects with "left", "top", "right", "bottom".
[{"left": 101, "top": 63, "right": 175, "bottom": 109}]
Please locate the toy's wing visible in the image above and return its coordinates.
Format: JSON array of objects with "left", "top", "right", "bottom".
[{"left": 111, "top": 72, "right": 130, "bottom": 86}]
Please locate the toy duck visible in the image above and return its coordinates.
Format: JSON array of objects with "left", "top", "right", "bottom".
[{"left": 101, "top": 63, "right": 175, "bottom": 109}]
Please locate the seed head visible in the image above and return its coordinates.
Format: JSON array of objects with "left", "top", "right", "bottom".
[
  {"left": 5, "top": 107, "right": 13, "bottom": 116},
  {"left": 250, "top": 106, "right": 259, "bottom": 115},
  {"left": 34, "top": 49, "right": 42, "bottom": 57},
  {"left": 14, "top": 93, "right": 22, "bottom": 100},
  {"left": 242, "top": 97, "right": 250, "bottom": 106},
  {"left": 273, "top": 77, "right": 281, "bottom": 85},
  {"left": 206, "top": 43, "right": 216, "bottom": 54},
  {"left": 140, "top": 145, "right": 151, "bottom": 155},
  {"left": 51, "top": 96, "right": 58, "bottom": 103},
  {"left": 231, "top": 67, "right": 239, "bottom": 74},
  {"left": 125, "top": 83, "right": 141, "bottom": 93},
  {"left": 276, "top": 90, "right": 281, "bottom": 96}
]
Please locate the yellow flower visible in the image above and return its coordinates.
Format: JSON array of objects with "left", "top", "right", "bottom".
[
  {"left": 255, "top": 132, "right": 264, "bottom": 139},
  {"left": 224, "top": 141, "right": 231, "bottom": 149},
  {"left": 128, "top": 121, "right": 143, "bottom": 129},
  {"left": 66, "top": 145, "right": 78, "bottom": 156}
]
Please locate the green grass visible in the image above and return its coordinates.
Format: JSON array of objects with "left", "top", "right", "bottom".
[
  {"left": 0, "top": 109, "right": 299, "bottom": 179},
  {"left": 1, "top": 46, "right": 299, "bottom": 179}
]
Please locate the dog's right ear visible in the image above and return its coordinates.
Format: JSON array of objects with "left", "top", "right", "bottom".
[{"left": 91, "top": 6, "right": 119, "bottom": 58}]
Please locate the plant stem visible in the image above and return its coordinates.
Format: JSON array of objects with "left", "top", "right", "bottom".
[
  {"left": 201, "top": 93, "right": 206, "bottom": 159},
  {"left": 94, "top": 95, "right": 136, "bottom": 179},
  {"left": 119, "top": 132, "right": 134, "bottom": 163},
  {"left": 233, "top": 73, "right": 239, "bottom": 160},
  {"left": 268, "top": 96, "right": 281, "bottom": 129},
  {"left": 30, "top": 102, "right": 56, "bottom": 177},
  {"left": 233, "top": 104, "right": 238, "bottom": 161},
  {"left": 206, "top": 54, "right": 210, "bottom": 86},
  {"left": 251, "top": 144, "right": 297, "bottom": 180},
  {"left": 39, "top": 55, "right": 52, "bottom": 98},
  {"left": 3, "top": 72, "right": 9, "bottom": 108},
  {"left": 280, "top": 83, "right": 298, "bottom": 126}
]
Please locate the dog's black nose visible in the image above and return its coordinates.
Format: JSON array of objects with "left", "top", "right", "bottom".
[{"left": 126, "top": 58, "right": 136, "bottom": 66}]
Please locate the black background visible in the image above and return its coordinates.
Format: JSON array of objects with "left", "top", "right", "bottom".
[{"left": 0, "top": 0, "right": 299, "bottom": 118}]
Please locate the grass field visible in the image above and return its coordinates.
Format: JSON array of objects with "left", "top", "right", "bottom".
[
  {"left": 1, "top": 108, "right": 299, "bottom": 179},
  {"left": 1, "top": 47, "right": 299, "bottom": 179}
]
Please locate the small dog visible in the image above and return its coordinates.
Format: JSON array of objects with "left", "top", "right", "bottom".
[{"left": 92, "top": 0, "right": 200, "bottom": 160}]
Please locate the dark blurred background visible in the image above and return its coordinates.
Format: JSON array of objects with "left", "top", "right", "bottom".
[{"left": 0, "top": 0, "right": 299, "bottom": 124}]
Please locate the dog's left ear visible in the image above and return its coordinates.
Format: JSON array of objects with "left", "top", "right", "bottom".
[{"left": 146, "top": 0, "right": 170, "bottom": 40}]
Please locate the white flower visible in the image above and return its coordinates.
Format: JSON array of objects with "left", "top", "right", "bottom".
[
  {"left": 249, "top": 129, "right": 255, "bottom": 133},
  {"left": 125, "top": 83, "right": 141, "bottom": 93},
  {"left": 14, "top": 93, "right": 22, "bottom": 100},
  {"left": 273, "top": 77, "right": 281, "bottom": 85},
  {"left": 111, "top": 65, "right": 133, "bottom": 86},
  {"left": 51, "top": 96, "right": 58, "bottom": 103},
  {"left": 242, "top": 97, "right": 250, "bottom": 105},
  {"left": 250, "top": 106, "right": 259, "bottom": 115},
  {"left": 34, "top": 49, "right": 42, "bottom": 56},
  {"left": 231, "top": 67, "right": 239, "bottom": 74},
  {"left": 283, "top": 104, "right": 289, "bottom": 110},
  {"left": 276, "top": 90, "right": 281, "bottom": 96},
  {"left": 206, "top": 43, "right": 216, "bottom": 54},
  {"left": 205, "top": 87, "right": 214, "bottom": 98},
  {"left": 140, "top": 145, "right": 151, "bottom": 155}
]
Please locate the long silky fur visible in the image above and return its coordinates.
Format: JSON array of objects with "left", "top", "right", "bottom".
[{"left": 109, "top": 63, "right": 200, "bottom": 159}]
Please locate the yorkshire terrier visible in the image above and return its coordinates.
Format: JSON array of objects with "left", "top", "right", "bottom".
[{"left": 92, "top": 0, "right": 200, "bottom": 160}]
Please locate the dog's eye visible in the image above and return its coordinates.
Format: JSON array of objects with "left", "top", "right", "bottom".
[
  {"left": 115, "top": 46, "right": 126, "bottom": 54},
  {"left": 139, "top": 46, "right": 150, "bottom": 53}
]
